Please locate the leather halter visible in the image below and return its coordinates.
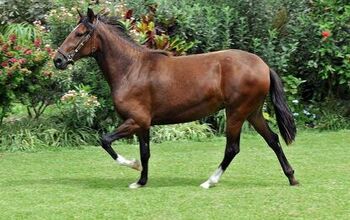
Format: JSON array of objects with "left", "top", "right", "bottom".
[{"left": 57, "top": 19, "right": 99, "bottom": 63}]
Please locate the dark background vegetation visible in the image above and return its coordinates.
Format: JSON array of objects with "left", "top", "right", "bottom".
[{"left": 0, "top": 0, "right": 349, "bottom": 151}]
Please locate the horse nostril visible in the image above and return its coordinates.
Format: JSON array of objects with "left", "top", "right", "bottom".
[{"left": 55, "top": 58, "right": 62, "bottom": 64}]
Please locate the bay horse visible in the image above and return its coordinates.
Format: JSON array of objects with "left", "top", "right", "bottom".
[{"left": 54, "top": 8, "right": 299, "bottom": 189}]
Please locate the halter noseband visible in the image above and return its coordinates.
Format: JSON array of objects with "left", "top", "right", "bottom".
[{"left": 57, "top": 19, "right": 99, "bottom": 63}]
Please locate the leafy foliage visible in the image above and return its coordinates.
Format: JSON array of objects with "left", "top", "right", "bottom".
[
  {"left": 0, "top": 118, "right": 99, "bottom": 151},
  {"left": 151, "top": 122, "right": 214, "bottom": 143},
  {"left": 0, "top": 29, "right": 59, "bottom": 123},
  {"left": 0, "top": 0, "right": 349, "bottom": 151},
  {"left": 0, "top": 0, "right": 52, "bottom": 24},
  {"left": 59, "top": 86, "right": 101, "bottom": 129}
]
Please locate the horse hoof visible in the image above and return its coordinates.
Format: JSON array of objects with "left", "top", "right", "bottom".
[
  {"left": 131, "top": 159, "right": 142, "bottom": 171},
  {"left": 200, "top": 181, "right": 213, "bottom": 189},
  {"left": 129, "top": 182, "right": 143, "bottom": 189},
  {"left": 290, "top": 179, "right": 300, "bottom": 186},
  {"left": 289, "top": 176, "right": 299, "bottom": 186}
]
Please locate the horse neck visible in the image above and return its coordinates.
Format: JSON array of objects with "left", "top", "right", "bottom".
[{"left": 93, "top": 24, "right": 145, "bottom": 91}]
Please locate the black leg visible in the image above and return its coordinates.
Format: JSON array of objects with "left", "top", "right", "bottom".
[
  {"left": 101, "top": 132, "right": 120, "bottom": 160},
  {"left": 249, "top": 113, "right": 299, "bottom": 185},
  {"left": 200, "top": 113, "right": 244, "bottom": 189},
  {"left": 136, "top": 130, "right": 150, "bottom": 186},
  {"left": 220, "top": 132, "right": 241, "bottom": 171},
  {"left": 266, "top": 132, "right": 299, "bottom": 185},
  {"left": 100, "top": 118, "right": 142, "bottom": 171}
]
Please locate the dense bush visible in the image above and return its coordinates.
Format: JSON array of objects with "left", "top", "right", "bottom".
[
  {"left": 0, "top": 0, "right": 349, "bottom": 151},
  {"left": 0, "top": 0, "right": 52, "bottom": 24},
  {"left": 0, "top": 27, "right": 61, "bottom": 123},
  {"left": 288, "top": 0, "right": 350, "bottom": 101},
  {"left": 0, "top": 118, "right": 100, "bottom": 151},
  {"left": 151, "top": 122, "right": 214, "bottom": 143}
]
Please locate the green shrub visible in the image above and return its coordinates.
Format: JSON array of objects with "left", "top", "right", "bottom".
[
  {"left": 46, "top": 6, "right": 80, "bottom": 47},
  {"left": 287, "top": 0, "right": 350, "bottom": 101},
  {"left": 151, "top": 122, "right": 214, "bottom": 143},
  {"left": 0, "top": 118, "right": 100, "bottom": 151},
  {"left": 0, "top": 28, "right": 59, "bottom": 122},
  {"left": 0, "top": 0, "right": 52, "bottom": 24},
  {"left": 317, "top": 113, "right": 350, "bottom": 131},
  {"left": 59, "top": 86, "right": 101, "bottom": 128}
]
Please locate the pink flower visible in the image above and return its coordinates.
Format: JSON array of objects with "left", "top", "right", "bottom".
[
  {"left": 9, "top": 34, "right": 17, "bottom": 43},
  {"left": 24, "top": 49, "right": 33, "bottom": 55},
  {"left": 9, "top": 58, "right": 17, "bottom": 63},
  {"left": 34, "top": 38, "right": 41, "bottom": 48},
  {"left": 18, "top": 58, "right": 27, "bottom": 64}
]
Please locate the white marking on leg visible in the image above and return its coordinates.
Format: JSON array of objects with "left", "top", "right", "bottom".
[
  {"left": 116, "top": 154, "right": 142, "bottom": 171},
  {"left": 129, "top": 182, "right": 142, "bottom": 189},
  {"left": 200, "top": 167, "right": 224, "bottom": 189}
]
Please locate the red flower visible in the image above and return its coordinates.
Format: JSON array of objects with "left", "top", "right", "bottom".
[
  {"left": 1, "top": 61, "right": 8, "bottom": 67},
  {"left": 45, "top": 47, "right": 52, "bottom": 53},
  {"left": 18, "top": 58, "right": 27, "bottom": 64},
  {"left": 24, "top": 49, "right": 33, "bottom": 55},
  {"left": 34, "top": 38, "right": 41, "bottom": 48},
  {"left": 1, "top": 44, "right": 9, "bottom": 52},
  {"left": 322, "top": 31, "right": 331, "bottom": 39},
  {"left": 9, "top": 58, "right": 17, "bottom": 63},
  {"left": 124, "top": 9, "right": 133, "bottom": 19},
  {"left": 9, "top": 34, "right": 17, "bottom": 43}
]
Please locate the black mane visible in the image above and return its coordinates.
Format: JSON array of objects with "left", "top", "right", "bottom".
[{"left": 98, "top": 15, "right": 135, "bottom": 43}]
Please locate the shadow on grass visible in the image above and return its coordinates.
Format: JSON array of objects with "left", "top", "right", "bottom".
[{"left": 2, "top": 175, "right": 285, "bottom": 189}]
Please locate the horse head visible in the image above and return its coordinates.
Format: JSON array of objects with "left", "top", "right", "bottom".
[{"left": 53, "top": 8, "right": 99, "bottom": 69}]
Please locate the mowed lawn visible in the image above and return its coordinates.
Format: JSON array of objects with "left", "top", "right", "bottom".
[{"left": 0, "top": 130, "right": 349, "bottom": 219}]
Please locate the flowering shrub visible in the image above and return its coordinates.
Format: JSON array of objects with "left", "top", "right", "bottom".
[
  {"left": 59, "top": 87, "right": 101, "bottom": 128},
  {"left": 289, "top": 0, "right": 350, "bottom": 101},
  {"left": 0, "top": 0, "right": 52, "bottom": 24},
  {"left": 47, "top": 2, "right": 195, "bottom": 56},
  {"left": 47, "top": 6, "right": 85, "bottom": 47},
  {"left": 0, "top": 31, "right": 56, "bottom": 123},
  {"left": 112, "top": 3, "right": 195, "bottom": 55}
]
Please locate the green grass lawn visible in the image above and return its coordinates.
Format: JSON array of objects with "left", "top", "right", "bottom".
[{"left": 0, "top": 130, "right": 349, "bottom": 219}]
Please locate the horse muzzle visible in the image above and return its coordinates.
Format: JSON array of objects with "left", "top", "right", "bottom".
[{"left": 53, "top": 53, "right": 74, "bottom": 70}]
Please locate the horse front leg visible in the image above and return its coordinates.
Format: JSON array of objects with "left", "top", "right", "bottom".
[
  {"left": 101, "top": 118, "right": 143, "bottom": 172},
  {"left": 129, "top": 129, "right": 150, "bottom": 189}
]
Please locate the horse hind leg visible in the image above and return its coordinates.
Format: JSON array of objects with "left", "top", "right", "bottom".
[
  {"left": 200, "top": 111, "right": 244, "bottom": 189},
  {"left": 248, "top": 111, "right": 299, "bottom": 185}
]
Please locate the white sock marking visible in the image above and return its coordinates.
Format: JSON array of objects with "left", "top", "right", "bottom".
[
  {"left": 200, "top": 167, "right": 224, "bottom": 189},
  {"left": 129, "top": 182, "right": 142, "bottom": 189},
  {"left": 116, "top": 154, "right": 142, "bottom": 171}
]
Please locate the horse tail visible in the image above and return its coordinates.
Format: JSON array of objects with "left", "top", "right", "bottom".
[{"left": 269, "top": 69, "right": 296, "bottom": 145}]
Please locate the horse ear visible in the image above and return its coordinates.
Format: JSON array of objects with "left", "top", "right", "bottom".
[
  {"left": 77, "top": 9, "right": 83, "bottom": 18},
  {"left": 87, "top": 8, "right": 95, "bottom": 23}
]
